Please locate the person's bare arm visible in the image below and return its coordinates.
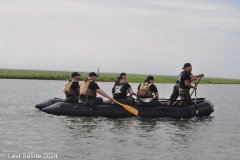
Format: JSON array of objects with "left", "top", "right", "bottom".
[
  {"left": 195, "top": 74, "right": 204, "bottom": 77},
  {"left": 96, "top": 89, "right": 113, "bottom": 101},
  {"left": 191, "top": 74, "right": 204, "bottom": 80},
  {"left": 63, "top": 86, "right": 67, "bottom": 94},
  {"left": 190, "top": 75, "right": 197, "bottom": 81},
  {"left": 128, "top": 87, "right": 136, "bottom": 96},
  {"left": 185, "top": 80, "right": 197, "bottom": 90},
  {"left": 154, "top": 92, "right": 159, "bottom": 99}
]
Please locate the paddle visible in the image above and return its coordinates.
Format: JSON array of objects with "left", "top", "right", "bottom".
[
  {"left": 113, "top": 100, "right": 138, "bottom": 116},
  {"left": 190, "top": 77, "right": 202, "bottom": 96},
  {"left": 195, "top": 81, "right": 198, "bottom": 115}
]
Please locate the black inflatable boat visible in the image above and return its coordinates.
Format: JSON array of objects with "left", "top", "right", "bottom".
[{"left": 35, "top": 98, "right": 214, "bottom": 118}]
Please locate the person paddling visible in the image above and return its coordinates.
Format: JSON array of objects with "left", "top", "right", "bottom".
[
  {"left": 112, "top": 76, "right": 136, "bottom": 104},
  {"left": 168, "top": 65, "right": 204, "bottom": 105},
  {"left": 79, "top": 72, "right": 114, "bottom": 105},
  {"left": 178, "top": 63, "right": 201, "bottom": 105},
  {"left": 112, "top": 72, "right": 127, "bottom": 95}
]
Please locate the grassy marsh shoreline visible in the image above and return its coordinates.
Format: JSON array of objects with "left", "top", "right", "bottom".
[{"left": 0, "top": 69, "right": 240, "bottom": 84}]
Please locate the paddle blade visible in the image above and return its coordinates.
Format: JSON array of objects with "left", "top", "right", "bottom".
[{"left": 114, "top": 100, "right": 138, "bottom": 116}]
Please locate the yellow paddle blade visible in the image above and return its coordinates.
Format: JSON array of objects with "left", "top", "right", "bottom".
[{"left": 114, "top": 100, "right": 138, "bottom": 116}]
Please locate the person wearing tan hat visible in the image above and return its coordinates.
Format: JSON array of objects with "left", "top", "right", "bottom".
[
  {"left": 178, "top": 63, "right": 203, "bottom": 105},
  {"left": 63, "top": 72, "right": 80, "bottom": 103},
  {"left": 79, "top": 72, "right": 113, "bottom": 105}
]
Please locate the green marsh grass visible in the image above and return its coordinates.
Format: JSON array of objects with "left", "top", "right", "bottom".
[{"left": 0, "top": 69, "right": 240, "bottom": 84}]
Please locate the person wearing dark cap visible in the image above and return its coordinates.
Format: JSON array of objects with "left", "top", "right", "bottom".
[
  {"left": 79, "top": 72, "right": 113, "bottom": 105},
  {"left": 137, "top": 76, "right": 159, "bottom": 105},
  {"left": 112, "top": 76, "right": 136, "bottom": 104},
  {"left": 120, "top": 72, "right": 127, "bottom": 80},
  {"left": 178, "top": 63, "right": 203, "bottom": 105},
  {"left": 167, "top": 63, "right": 204, "bottom": 105},
  {"left": 63, "top": 72, "right": 80, "bottom": 103}
]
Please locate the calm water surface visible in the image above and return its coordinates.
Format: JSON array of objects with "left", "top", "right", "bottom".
[{"left": 0, "top": 79, "right": 240, "bottom": 160}]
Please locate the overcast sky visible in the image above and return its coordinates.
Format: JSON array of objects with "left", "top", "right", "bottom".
[{"left": 0, "top": 0, "right": 240, "bottom": 79}]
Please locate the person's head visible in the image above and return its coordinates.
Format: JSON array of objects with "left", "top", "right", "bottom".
[
  {"left": 115, "top": 76, "right": 122, "bottom": 83},
  {"left": 71, "top": 72, "right": 80, "bottom": 80},
  {"left": 182, "top": 63, "right": 192, "bottom": 72},
  {"left": 118, "top": 76, "right": 126, "bottom": 83},
  {"left": 145, "top": 75, "right": 154, "bottom": 83},
  {"left": 120, "top": 72, "right": 127, "bottom": 80},
  {"left": 88, "top": 72, "right": 98, "bottom": 81}
]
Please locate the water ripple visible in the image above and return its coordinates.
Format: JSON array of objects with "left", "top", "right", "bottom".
[{"left": 1, "top": 79, "right": 240, "bottom": 160}]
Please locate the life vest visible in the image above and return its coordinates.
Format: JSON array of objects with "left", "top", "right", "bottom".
[
  {"left": 138, "top": 82, "right": 153, "bottom": 97},
  {"left": 65, "top": 80, "right": 79, "bottom": 96},
  {"left": 80, "top": 80, "right": 96, "bottom": 98}
]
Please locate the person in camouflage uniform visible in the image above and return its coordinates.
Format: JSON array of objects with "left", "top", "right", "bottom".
[
  {"left": 168, "top": 72, "right": 204, "bottom": 106},
  {"left": 168, "top": 83, "right": 180, "bottom": 105},
  {"left": 178, "top": 63, "right": 197, "bottom": 106}
]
